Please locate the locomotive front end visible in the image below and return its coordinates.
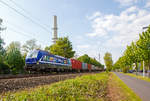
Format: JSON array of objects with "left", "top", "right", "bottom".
[{"left": 25, "top": 50, "right": 40, "bottom": 71}]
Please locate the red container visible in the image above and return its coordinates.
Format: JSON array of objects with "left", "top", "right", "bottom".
[
  {"left": 71, "top": 59, "right": 82, "bottom": 70},
  {"left": 87, "top": 64, "right": 91, "bottom": 70}
]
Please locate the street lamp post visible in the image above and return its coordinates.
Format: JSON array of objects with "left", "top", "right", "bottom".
[{"left": 143, "top": 60, "right": 145, "bottom": 77}]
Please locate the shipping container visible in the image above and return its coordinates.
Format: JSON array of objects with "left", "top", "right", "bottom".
[
  {"left": 82, "top": 63, "right": 88, "bottom": 70},
  {"left": 87, "top": 64, "right": 91, "bottom": 71},
  {"left": 95, "top": 66, "right": 98, "bottom": 70},
  {"left": 70, "top": 59, "right": 82, "bottom": 70},
  {"left": 91, "top": 65, "right": 95, "bottom": 70}
]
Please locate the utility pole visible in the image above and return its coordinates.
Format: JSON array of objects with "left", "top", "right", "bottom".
[{"left": 98, "top": 53, "right": 100, "bottom": 62}]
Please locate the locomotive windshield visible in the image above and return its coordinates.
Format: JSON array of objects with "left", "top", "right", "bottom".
[{"left": 26, "top": 50, "right": 39, "bottom": 58}]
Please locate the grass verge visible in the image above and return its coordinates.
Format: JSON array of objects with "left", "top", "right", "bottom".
[
  {"left": 124, "top": 73, "right": 150, "bottom": 82},
  {"left": 107, "top": 72, "right": 142, "bottom": 101},
  {"left": 0, "top": 73, "right": 109, "bottom": 101},
  {"left": 0, "top": 72, "right": 142, "bottom": 101}
]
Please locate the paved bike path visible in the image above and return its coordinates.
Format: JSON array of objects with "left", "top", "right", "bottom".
[{"left": 115, "top": 72, "right": 150, "bottom": 101}]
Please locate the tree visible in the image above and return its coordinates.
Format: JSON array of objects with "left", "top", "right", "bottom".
[
  {"left": 113, "top": 42, "right": 141, "bottom": 73},
  {"left": 0, "top": 18, "right": 5, "bottom": 60},
  {"left": 6, "top": 41, "right": 21, "bottom": 53},
  {"left": 45, "top": 37, "right": 75, "bottom": 58},
  {"left": 137, "top": 27, "right": 150, "bottom": 77},
  {"left": 6, "top": 42, "right": 25, "bottom": 74},
  {"left": 0, "top": 37, "right": 5, "bottom": 59},
  {"left": 104, "top": 52, "right": 113, "bottom": 72},
  {"left": 0, "top": 18, "right": 10, "bottom": 74},
  {"left": 22, "top": 39, "right": 41, "bottom": 54},
  {"left": 0, "top": 36, "right": 9, "bottom": 74},
  {"left": 114, "top": 26, "right": 150, "bottom": 75},
  {"left": 123, "top": 42, "right": 140, "bottom": 72},
  {"left": 77, "top": 54, "right": 103, "bottom": 68},
  {"left": 77, "top": 54, "right": 91, "bottom": 63},
  {"left": 0, "top": 62, "right": 10, "bottom": 74}
]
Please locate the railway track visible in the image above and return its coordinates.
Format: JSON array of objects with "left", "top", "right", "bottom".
[
  {"left": 0, "top": 71, "right": 101, "bottom": 79},
  {"left": 0, "top": 72, "right": 101, "bottom": 94}
]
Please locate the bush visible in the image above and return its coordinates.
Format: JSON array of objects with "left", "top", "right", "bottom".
[
  {"left": 0, "top": 62, "right": 10, "bottom": 74},
  {"left": 6, "top": 48, "right": 25, "bottom": 74},
  {"left": 122, "top": 67, "right": 128, "bottom": 73}
]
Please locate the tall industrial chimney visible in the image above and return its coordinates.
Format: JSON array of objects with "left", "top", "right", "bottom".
[{"left": 52, "top": 15, "right": 58, "bottom": 44}]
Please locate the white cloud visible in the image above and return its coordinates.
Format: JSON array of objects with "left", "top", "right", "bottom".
[
  {"left": 145, "top": 1, "right": 150, "bottom": 8},
  {"left": 86, "top": 11, "right": 101, "bottom": 20},
  {"left": 114, "top": 0, "right": 138, "bottom": 6},
  {"left": 87, "top": 6, "right": 150, "bottom": 48},
  {"left": 77, "top": 44, "right": 90, "bottom": 49}
]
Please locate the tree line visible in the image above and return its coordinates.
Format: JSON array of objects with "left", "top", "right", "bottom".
[
  {"left": 113, "top": 26, "right": 150, "bottom": 77},
  {"left": 77, "top": 54, "right": 104, "bottom": 68},
  {"left": 0, "top": 39, "right": 41, "bottom": 74},
  {"left": 0, "top": 19, "right": 42, "bottom": 74}
]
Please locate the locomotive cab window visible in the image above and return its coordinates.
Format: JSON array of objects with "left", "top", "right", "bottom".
[
  {"left": 26, "top": 50, "right": 39, "bottom": 58},
  {"left": 43, "top": 55, "right": 48, "bottom": 61}
]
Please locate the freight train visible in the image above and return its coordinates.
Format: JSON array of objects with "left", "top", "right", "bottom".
[{"left": 25, "top": 50, "right": 101, "bottom": 73}]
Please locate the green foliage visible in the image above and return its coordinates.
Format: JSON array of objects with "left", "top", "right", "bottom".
[
  {"left": 77, "top": 54, "right": 90, "bottom": 63},
  {"left": 137, "top": 28, "right": 150, "bottom": 75},
  {"left": 1, "top": 73, "right": 109, "bottom": 101},
  {"left": 0, "top": 19, "right": 5, "bottom": 60},
  {"left": 122, "top": 67, "right": 128, "bottom": 73},
  {"left": 0, "top": 62, "right": 10, "bottom": 74},
  {"left": 114, "top": 26, "right": 150, "bottom": 75},
  {"left": 6, "top": 41, "right": 21, "bottom": 53},
  {"left": 0, "top": 19, "right": 10, "bottom": 74},
  {"left": 5, "top": 42, "right": 25, "bottom": 74},
  {"left": 0, "top": 36, "right": 5, "bottom": 63},
  {"left": 77, "top": 54, "right": 103, "bottom": 68},
  {"left": 0, "top": 20, "right": 25, "bottom": 74},
  {"left": 45, "top": 37, "right": 75, "bottom": 58},
  {"left": 104, "top": 52, "right": 113, "bottom": 71},
  {"left": 0, "top": 37, "right": 5, "bottom": 55}
]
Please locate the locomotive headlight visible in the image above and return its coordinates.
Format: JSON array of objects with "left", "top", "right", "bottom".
[{"left": 37, "top": 62, "right": 39, "bottom": 64}]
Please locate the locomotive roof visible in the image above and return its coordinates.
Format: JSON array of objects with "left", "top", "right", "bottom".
[
  {"left": 54, "top": 55, "right": 66, "bottom": 59},
  {"left": 37, "top": 49, "right": 67, "bottom": 59},
  {"left": 35, "top": 49, "right": 52, "bottom": 56}
]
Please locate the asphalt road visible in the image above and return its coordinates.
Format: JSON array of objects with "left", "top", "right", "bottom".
[{"left": 115, "top": 72, "right": 150, "bottom": 101}]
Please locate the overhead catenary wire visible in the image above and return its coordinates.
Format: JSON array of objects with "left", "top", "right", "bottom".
[
  {"left": 1, "top": 18, "right": 44, "bottom": 42},
  {"left": 8, "top": 26, "right": 48, "bottom": 45},
  {"left": 1, "top": 18, "right": 50, "bottom": 46},
  {"left": 6, "top": 20, "right": 38, "bottom": 38},
  {"left": 9, "top": 0, "right": 50, "bottom": 28},
  {"left": 0, "top": 0, "right": 50, "bottom": 33}
]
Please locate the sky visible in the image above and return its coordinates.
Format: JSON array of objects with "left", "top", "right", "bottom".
[{"left": 0, "top": 0, "right": 150, "bottom": 64}]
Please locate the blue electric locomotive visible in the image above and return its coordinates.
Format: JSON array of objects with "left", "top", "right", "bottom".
[{"left": 25, "top": 50, "right": 71, "bottom": 72}]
